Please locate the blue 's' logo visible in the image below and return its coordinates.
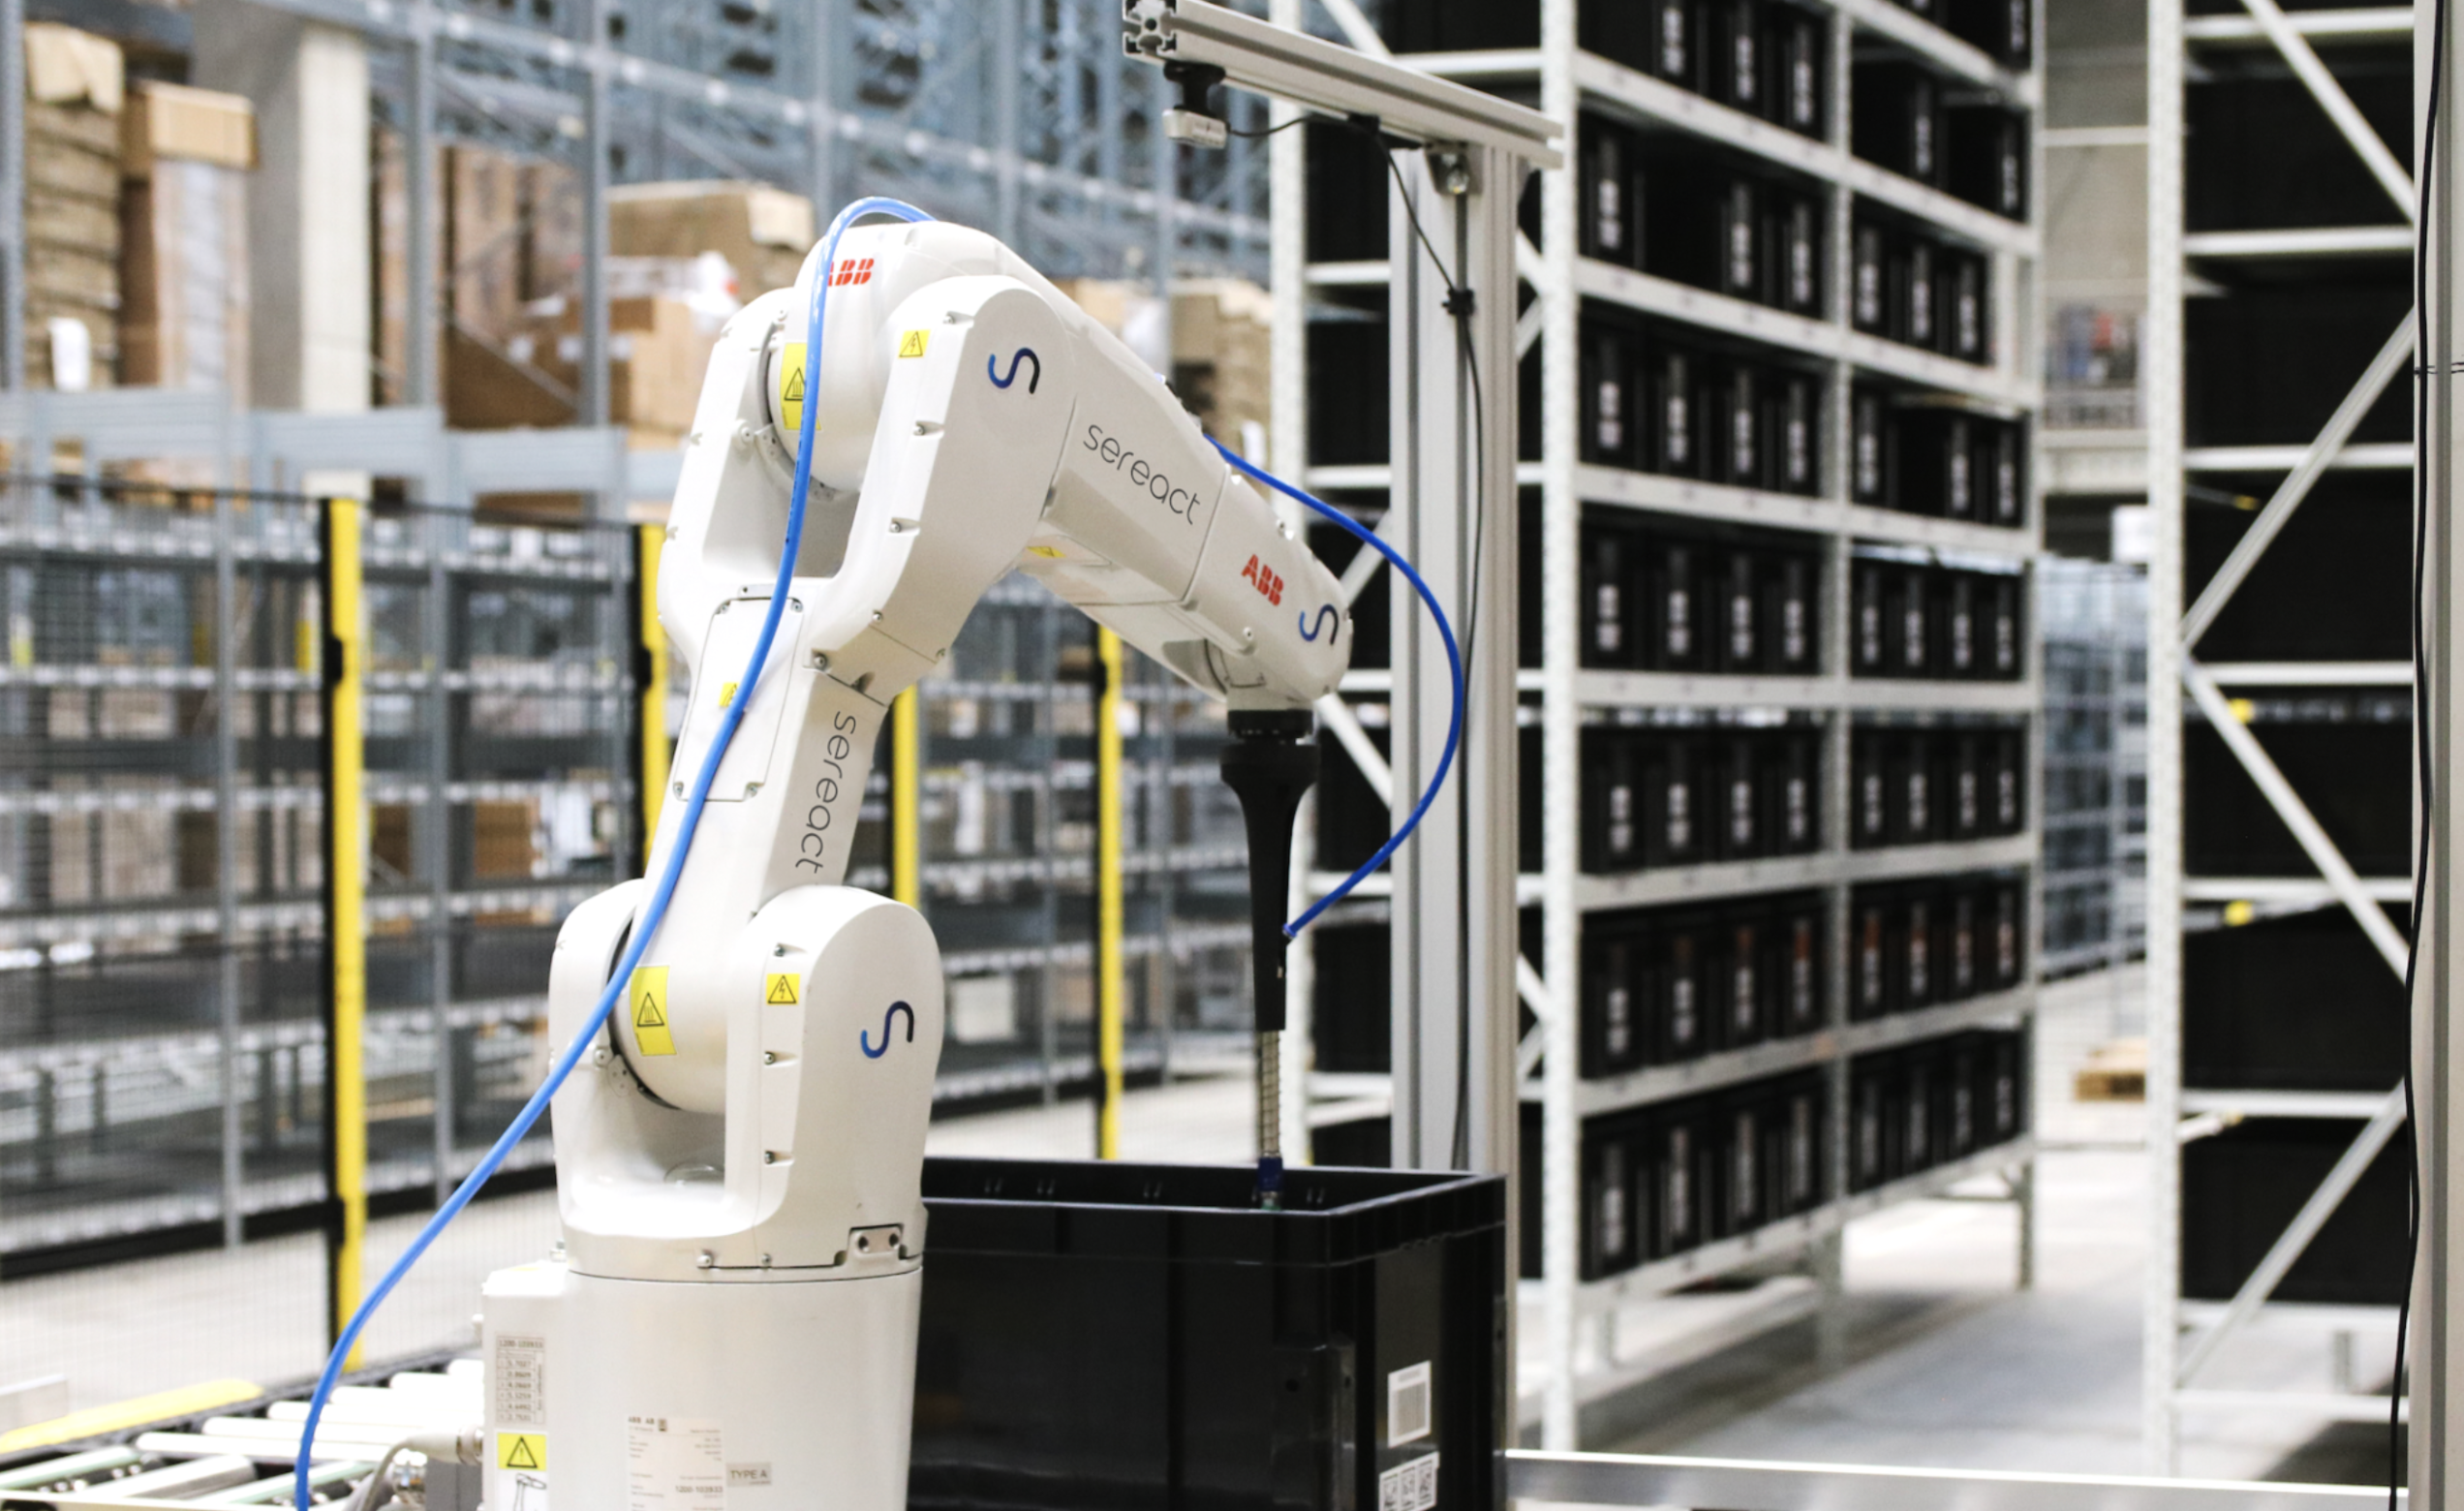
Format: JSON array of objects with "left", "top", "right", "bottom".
[
  {"left": 1300, "top": 605, "right": 1340, "bottom": 643},
  {"left": 989, "top": 349, "right": 1041, "bottom": 394},
  {"left": 861, "top": 1001, "right": 917, "bottom": 1059}
]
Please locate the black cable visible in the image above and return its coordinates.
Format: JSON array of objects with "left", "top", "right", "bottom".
[
  {"left": 1226, "top": 118, "right": 1308, "bottom": 139},
  {"left": 1353, "top": 124, "right": 1490, "bottom": 1170},
  {"left": 2397, "top": 1, "right": 2442, "bottom": 1500}
]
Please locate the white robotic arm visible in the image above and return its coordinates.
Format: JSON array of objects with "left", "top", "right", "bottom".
[{"left": 483, "top": 216, "right": 1350, "bottom": 1511}]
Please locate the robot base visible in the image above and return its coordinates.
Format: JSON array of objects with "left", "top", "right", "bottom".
[{"left": 482, "top": 1259, "right": 922, "bottom": 1509}]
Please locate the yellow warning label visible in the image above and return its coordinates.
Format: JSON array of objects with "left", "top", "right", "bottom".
[
  {"left": 498, "top": 1433, "right": 546, "bottom": 1470},
  {"left": 1027, "top": 544, "right": 1065, "bottom": 560},
  {"left": 630, "top": 967, "right": 675, "bottom": 1057},
  {"left": 2223, "top": 899, "right": 2256, "bottom": 927},
  {"left": 777, "top": 340, "right": 807, "bottom": 435},
  {"left": 720, "top": 681, "right": 740, "bottom": 709},
  {"left": 765, "top": 972, "right": 802, "bottom": 1005},
  {"left": 2228, "top": 698, "right": 2256, "bottom": 725},
  {"left": 898, "top": 329, "right": 930, "bottom": 359}
]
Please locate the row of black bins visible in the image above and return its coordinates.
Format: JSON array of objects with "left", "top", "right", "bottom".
[
  {"left": 1583, "top": 892, "right": 1827, "bottom": 1075},
  {"left": 1854, "top": 394, "right": 2027, "bottom": 526},
  {"left": 1851, "top": 558, "right": 2024, "bottom": 680},
  {"left": 1849, "top": 1031, "right": 2028, "bottom": 1190},
  {"left": 1849, "top": 725, "right": 2027, "bottom": 848},
  {"left": 1583, "top": 513, "right": 1820, "bottom": 671},
  {"left": 1520, "top": 1069, "right": 1830, "bottom": 1280},
  {"left": 1849, "top": 873, "right": 2027, "bottom": 1021},
  {"left": 1893, "top": 0, "right": 2033, "bottom": 65},
  {"left": 1582, "top": 723, "right": 1821, "bottom": 874},
  {"left": 1852, "top": 64, "right": 2029, "bottom": 218},
  {"left": 1852, "top": 214, "right": 1993, "bottom": 364},
  {"left": 1579, "top": 118, "right": 1825, "bottom": 315},
  {"left": 1583, "top": 323, "right": 1824, "bottom": 496}
]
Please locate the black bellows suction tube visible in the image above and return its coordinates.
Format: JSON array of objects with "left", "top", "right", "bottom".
[{"left": 1219, "top": 709, "right": 1319, "bottom": 1033}]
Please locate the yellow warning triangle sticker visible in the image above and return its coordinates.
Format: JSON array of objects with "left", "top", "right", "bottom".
[
  {"left": 765, "top": 972, "right": 800, "bottom": 1005},
  {"left": 498, "top": 1433, "right": 545, "bottom": 1470},
  {"left": 629, "top": 967, "right": 675, "bottom": 1056}
]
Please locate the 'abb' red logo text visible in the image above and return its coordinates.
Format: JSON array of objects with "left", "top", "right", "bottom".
[
  {"left": 1241, "top": 555, "right": 1284, "bottom": 606},
  {"left": 829, "top": 258, "right": 877, "bottom": 288}
]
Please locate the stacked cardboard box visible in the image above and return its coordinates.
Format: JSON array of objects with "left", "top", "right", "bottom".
[
  {"left": 609, "top": 180, "right": 814, "bottom": 300},
  {"left": 119, "top": 80, "right": 254, "bottom": 399},
  {"left": 452, "top": 292, "right": 718, "bottom": 446},
  {"left": 26, "top": 23, "right": 124, "bottom": 389},
  {"left": 1171, "top": 278, "right": 1271, "bottom": 448}
]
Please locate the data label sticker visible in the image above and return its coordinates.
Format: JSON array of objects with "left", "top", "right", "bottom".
[
  {"left": 493, "top": 1335, "right": 546, "bottom": 1429},
  {"left": 630, "top": 967, "right": 675, "bottom": 1057},
  {"left": 626, "top": 1414, "right": 727, "bottom": 1510}
]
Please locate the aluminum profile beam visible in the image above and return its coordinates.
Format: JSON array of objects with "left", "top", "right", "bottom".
[{"left": 1506, "top": 1450, "right": 2406, "bottom": 1510}]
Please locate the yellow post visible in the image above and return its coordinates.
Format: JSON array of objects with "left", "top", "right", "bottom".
[
  {"left": 323, "top": 499, "right": 367, "bottom": 1361},
  {"left": 637, "top": 525, "right": 670, "bottom": 865},
  {"left": 1094, "top": 629, "right": 1126, "bottom": 1159},
  {"left": 891, "top": 688, "right": 922, "bottom": 910}
]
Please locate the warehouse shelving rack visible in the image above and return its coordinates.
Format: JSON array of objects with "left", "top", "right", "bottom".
[
  {"left": 2141, "top": 0, "right": 2419, "bottom": 1467},
  {"left": 1269, "top": 0, "right": 2044, "bottom": 1446},
  {"left": 2040, "top": 558, "right": 2146, "bottom": 978}
]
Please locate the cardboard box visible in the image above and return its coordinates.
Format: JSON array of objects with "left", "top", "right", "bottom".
[
  {"left": 25, "top": 25, "right": 123, "bottom": 390},
  {"left": 1170, "top": 277, "right": 1271, "bottom": 447},
  {"left": 611, "top": 181, "right": 814, "bottom": 299},
  {"left": 458, "top": 293, "right": 717, "bottom": 439},
  {"left": 473, "top": 800, "right": 540, "bottom": 881},
  {"left": 119, "top": 82, "right": 253, "bottom": 398}
]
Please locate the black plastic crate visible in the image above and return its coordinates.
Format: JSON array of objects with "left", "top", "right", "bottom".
[
  {"left": 2185, "top": 907, "right": 2410, "bottom": 1092},
  {"left": 2181, "top": 1119, "right": 2409, "bottom": 1306},
  {"left": 1947, "top": 103, "right": 2029, "bottom": 218},
  {"left": 911, "top": 1157, "right": 1508, "bottom": 1511}
]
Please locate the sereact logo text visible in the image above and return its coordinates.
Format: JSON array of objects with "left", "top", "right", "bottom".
[
  {"left": 1083, "top": 422, "right": 1202, "bottom": 526},
  {"left": 794, "top": 709, "right": 865, "bottom": 875}
]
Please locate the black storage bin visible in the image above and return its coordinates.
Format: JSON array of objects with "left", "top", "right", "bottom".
[
  {"left": 1305, "top": 122, "right": 1392, "bottom": 263},
  {"left": 1771, "top": 8, "right": 1826, "bottom": 137},
  {"left": 1850, "top": 729, "right": 1889, "bottom": 849},
  {"left": 1991, "top": 728, "right": 2025, "bottom": 833},
  {"left": 911, "top": 1157, "right": 1507, "bottom": 1511},
  {"left": 1769, "top": 372, "right": 1823, "bottom": 497},
  {"left": 1316, "top": 723, "right": 1393, "bottom": 874},
  {"left": 1851, "top": 223, "right": 1891, "bottom": 335},
  {"left": 1653, "top": 915, "right": 1710, "bottom": 1062},
  {"left": 1711, "top": 732, "right": 1763, "bottom": 859},
  {"left": 1894, "top": 884, "right": 1939, "bottom": 1010},
  {"left": 1987, "top": 573, "right": 2022, "bottom": 679},
  {"left": 1584, "top": 1116, "right": 1646, "bottom": 1279},
  {"left": 1308, "top": 319, "right": 1390, "bottom": 465},
  {"left": 1712, "top": 1089, "right": 1771, "bottom": 1237},
  {"left": 1646, "top": 538, "right": 1707, "bottom": 669},
  {"left": 1712, "top": 547, "right": 1762, "bottom": 671},
  {"left": 1311, "top": 922, "right": 1391, "bottom": 1074},
  {"left": 1581, "top": 117, "right": 1644, "bottom": 267},
  {"left": 1853, "top": 62, "right": 1945, "bottom": 185},
  {"left": 1980, "top": 420, "right": 2025, "bottom": 527},
  {"left": 1643, "top": 157, "right": 1763, "bottom": 301},
  {"left": 1895, "top": 1044, "right": 1940, "bottom": 1176},
  {"left": 1709, "top": 0, "right": 1768, "bottom": 115},
  {"left": 2185, "top": 701, "right": 2412, "bottom": 876},
  {"left": 1774, "top": 1072, "right": 1827, "bottom": 1212},
  {"left": 1648, "top": 1102, "right": 1713, "bottom": 1254},
  {"left": 1851, "top": 561, "right": 1889, "bottom": 674},
  {"left": 1578, "top": 0, "right": 1650, "bottom": 73},
  {"left": 1711, "top": 907, "right": 1768, "bottom": 1050},
  {"left": 1768, "top": 193, "right": 1825, "bottom": 316},
  {"left": 1888, "top": 731, "right": 1940, "bottom": 845},
  {"left": 1581, "top": 725, "right": 1643, "bottom": 873},
  {"left": 1850, "top": 1055, "right": 1892, "bottom": 1190},
  {"left": 1762, "top": 727, "right": 1821, "bottom": 852},
  {"left": 1639, "top": 729, "right": 1706, "bottom": 869},
  {"left": 2188, "top": 475, "right": 2409, "bottom": 663},
  {"left": 1898, "top": 410, "right": 1977, "bottom": 520},
  {"left": 1582, "top": 515, "right": 1638, "bottom": 668},
  {"left": 1771, "top": 901, "right": 1825, "bottom": 1037},
  {"left": 1313, "top": 1116, "right": 1391, "bottom": 1170},
  {"left": 1942, "top": 250, "right": 1990, "bottom": 363},
  {"left": 2186, "top": 274, "right": 2412, "bottom": 449},
  {"left": 1648, "top": 0, "right": 1705, "bottom": 90},
  {"left": 1941, "top": 1035, "right": 1982, "bottom": 1157},
  {"left": 1583, "top": 914, "right": 1648, "bottom": 1078},
  {"left": 1949, "top": 732, "right": 1986, "bottom": 838},
  {"left": 1949, "top": 0, "right": 2031, "bottom": 64},
  {"left": 1948, "top": 104, "right": 2029, "bottom": 219},
  {"left": 1381, "top": 0, "right": 1538, "bottom": 50},
  {"left": 1584, "top": 323, "right": 1642, "bottom": 469},
  {"left": 1712, "top": 361, "right": 1764, "bottom": 487},
  {"left": 1648, "top": 342, "right": 1704, "bottom": 477},
  {"left": 1851, "top": 890, "right": 1893, "bottom": 1019},
  {"left": 2185, "top": 906, "right": 2409, "bottom": 1092},
  {"left": 1851, "top": 387, "right": 1893, "bottom": 504},
  {"left": 1898, "top": 236, "right": 1940, "bottom": 352},
  {"left": 2181, "top": 1119, "right": 2409, "bottom": 1306},
  {"left": 2186, "top": 63, "right": 2414, "bottom": 235},
  {"left": 1942, "top": 883, "right": 1981, "bottom": 1002},
  {"left": 1981, "top": 1030, "right": 2026, "bottom": 1145},
  {"left": 1935, "top": 570, "right": 1981, "bottom": 678},
  {"left": 1884, "top": 563, "right": 1933, "bottom": 677},
  {"left": 1762, "top": 547, "right": 1821, "bottom": 671},
  {"left": 1990, "top": 878, "right": 2025, "bottom": 988}
]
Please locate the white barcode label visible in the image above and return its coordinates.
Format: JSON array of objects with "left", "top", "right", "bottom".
[
  {"left": 1387, "top": 1361, "right": 1432, "bottom": 1446},
  {"left": 1380, "top": 1451, "right": 1440, "bottom": 1511}
]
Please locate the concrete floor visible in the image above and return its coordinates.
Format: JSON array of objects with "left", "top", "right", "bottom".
[{"left": 0, "top": 964, "right": 2404, "bottom": 1489}]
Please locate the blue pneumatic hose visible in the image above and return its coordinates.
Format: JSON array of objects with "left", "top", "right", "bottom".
[
  {"left": 1208, "top": 440, "right": 1464, "bottom": 940},
  {"left": 294, "top": 196, "right": 934, "bottom": 1510}
]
